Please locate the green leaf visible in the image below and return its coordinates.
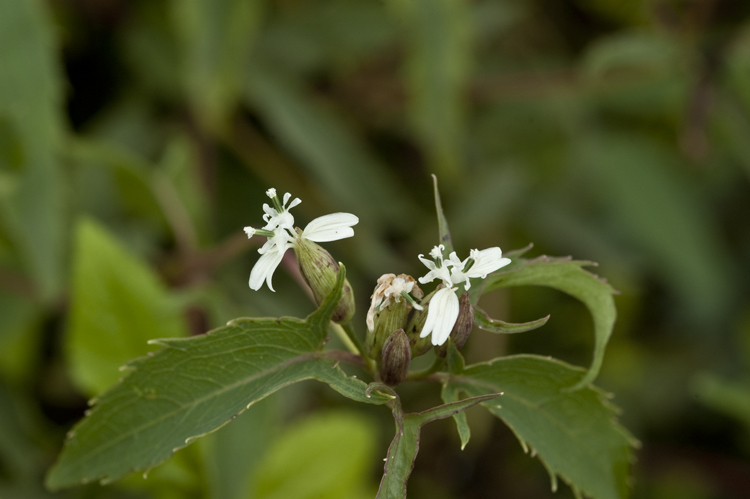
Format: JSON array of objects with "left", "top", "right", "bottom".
[
  {"left": 480, "top": 255, "right": 617, "bottom": 389},
  {"left": 254, "top": 411, "right": 377, "bottom": 499},
  {"left": 172, "top": 0, "right": 264, "bottom": 128},
  {"left": 441, "top": 342, "right": 471, "bottom": 449},
  {"left": 376, "top": 387, "right": 501, "bottom": 499},
  {"left": 448, "top": 355, "right": 637, "bottom": 499},
  {"left": 46, "top": 265, "right": 391, "bottom": 490},
  {"left": 0, "top": 0, "right": 65, "bottom": 301},
  {"left": 65, "top": 218, "right": 188, "bottom": 395},
  {"left": 474, "top": 306, "right": 550, "bottom": 335},
  {"left": 693, "top": 373, "right": 750, "bottom": 428},
  {"left": 387, "top": 0, "right": 471, "bottom": 180},
  {"left": 431, "top": 174, "right": 453, "bottom": 255}
]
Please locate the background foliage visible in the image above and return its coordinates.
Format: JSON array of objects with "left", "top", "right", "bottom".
[{"left": 1, "top": 0, "right": 750, "bottom": 497}]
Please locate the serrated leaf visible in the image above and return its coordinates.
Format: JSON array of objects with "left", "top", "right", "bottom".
[
  {"left": 447, "top": 355, "right": 637, "bottom": 499},
  {"left": 480, "top": 256, "right": 617, "bottom": 388},
  {"left": 431, "top": 174, "right": 453, "bottom": 255},
  {"left": 254, "top": 411, "right": 377, "bottom": 499},
  {"left": 46, "top": 265, "right": 391, "bottom": 490},
  {"left": 376, "top": 391, "right": 501, "bottom": 499},
  {"left": 65, "top": 219, "right": 188, "bottom": 395},
  {"left": 0, "top": 0, "right": 65, "bottom": 301}
]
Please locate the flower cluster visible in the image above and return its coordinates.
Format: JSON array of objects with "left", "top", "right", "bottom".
[
  {"left": 244, "top": 188, "right": 358, "bottom": 291},
  {"left": 417, "top": 245, "right": 511, "bottom": 346}
]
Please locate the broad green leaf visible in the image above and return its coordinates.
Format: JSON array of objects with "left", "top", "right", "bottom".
[
  {"left": 172, "top": 0, "right": 264, "bottom": 129},
  {"left": 46, "top": 265, "right": 391, "bottom": 490},
  {"left": 431, "top": 174, "right": 453, "bottom": 255},
  {"left": 693, "top": 373, "right": 750, "bottom": 428},
  {"left": 447, "top": 355, "right": 637, "bottom": 499},
  {"left": 474, "top": 306, "right": 550, "bottom": 334},
  {"left": 388, "top": 0, "right": 471, "bottom": 180},
  {"left": 480, "top": 255, "right": 617, "bottom": 388},
  {"left": 65, "top": 218, "right": 188, "bottom": 395},
  {"left": 0, "top": 0, "right": 65, "bottom": 301},
  {"left": 243, "top": 65, "right": 416, "bottom": 229},
  {"left": 376, "top": 387, "right": 501, "bottom": 499},
  {"left": 254, "top": 411, "right": 377, "bottom": 499},
  {"left": 441, "top": 343, "right": 471, "bottom": 449}
]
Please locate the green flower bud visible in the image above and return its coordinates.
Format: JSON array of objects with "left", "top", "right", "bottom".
[
  {"left": 380, "top": 329, "right": 411, "bottom": 386},
  {"left": 365, "top": 274, "right": 421, "bottom": 359},
  {"left": 293, "top": 230, "right": 355, "bottom": 324},
  {"left": 435, "top": 292, "right": 474, "bottom": 358}
]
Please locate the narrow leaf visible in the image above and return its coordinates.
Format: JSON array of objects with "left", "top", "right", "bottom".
[
  {"left": 431, "top": 174, "right": 453, "bottom": 255},
  {"left": 66, "top": 219, "right": 188, "bottom": 395},
  {"left": 46, "top": 266, "right": 390, "bottom": 490},
  {"left": 377, "top": 393, "right": 501, "bottom": 499},
  {"left": 481, "top": 256, "right": 617, "bottom": 388},
  {"left": 448, "top": 355, "right": 637, "bottom": 499},
  {"left": 474, "top": 306, "right": 549, "bottom": 334}
]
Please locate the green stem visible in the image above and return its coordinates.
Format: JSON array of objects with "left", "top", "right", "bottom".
[
  {"left": 341, "top": 322, "right": 375, "bottom": 373},
  {"left": 407, "top": 356, "right": 446, "bottom": 380}
]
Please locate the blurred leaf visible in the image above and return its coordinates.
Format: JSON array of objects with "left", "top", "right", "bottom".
[
  {"left": 474, "top": 307, "right": 550, "bottom": 334},
  {"left": 0, "top": 0, "right": 65, "bottom": 301},
  {"left": 254, "top": 411, "right": 377, "bottom": 499},
  {"left": 46, "top": 266, "right": 391, "bottom": 490},
  {"left": 582, "top": 31, "right": 680, "bottom": 82},
  {"left": 243, "top": 65, "right": 416, "bottom": 227},
  {"left": 694, "top": 373, "right": 750, "bottom": 428},
  {"left": 448, "top": 355, "right": 637, "bottom": 499},
  {"left": 480, "top": 256, "right": 617, "bottom": 388},
  {"left": 431, "top": 174, "right": 454, "bottom": 255},
  {"left": 172, "top": 0, "right": 264, "bottom": 128},
  {"left": 388, "top": 0, "right": 471, "bottom": 180},
  {"left": 201, "top": 397, "right": 278, "bottom": 499},
  {"left": 65, "top": 218, "right": 188, "bottom": 395},
  {"left": 0, "top": 290, "right": 41, "bottom": 383},
  {"left": 579, "top": 133, "right": 732, "bottom": 322},
  {"left": 376, "top": 391, "right": 501, "bottom": 499}
]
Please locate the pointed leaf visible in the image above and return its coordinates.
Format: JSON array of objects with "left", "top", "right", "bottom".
[
  {"left": 431, "top": 174, "right": 453, "bottom": 255},
  {"left": 66, "top": 219, "right": 188, "bottom": 395},
  {"left": 376, "top": 393, "right": 501, "bottom": 499},
  {"left": 46, "top": 265, "right": 391, "bottom": 490},
  {"left": 474, "top": 306, "right": 550, "bottom": 334},
  {"left": 448, "top": 355, "right": 637, "bottom": 499},
  {"left": 480, "top": 256, "right": 617, "bottom": 388}
]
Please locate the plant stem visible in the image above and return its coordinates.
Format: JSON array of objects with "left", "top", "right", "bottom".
[
  {"left": 407, "top": 356, "right": 446, "bottom": 380},
  {"left": 337, "top": 322, "right": 375, "bottom": 373}
]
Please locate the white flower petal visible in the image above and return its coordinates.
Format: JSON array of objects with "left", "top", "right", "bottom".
[
  {"left": 465, "top": 247, "right": 511, "bottom": 279},
  {"left": 249, "top": 248, "right": 287, "bottom": 291},
  {"left": 419, "top": 287, "right": 459, "bottom": 346},
  {"left": 302, "top": 213, "right": 358, "bottom": 242}
]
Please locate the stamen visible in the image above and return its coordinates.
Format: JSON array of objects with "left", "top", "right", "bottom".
[
  {"left": 253, "top": 228, "right": 276, "bottom": 238},
  {"left": 401, "top": 291, "right": 424, "bottom": 310}
]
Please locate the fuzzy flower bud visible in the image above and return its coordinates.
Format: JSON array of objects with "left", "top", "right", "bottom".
[
  {"left": 380, "top": 329, "right": 411, "bottom": 386},
  {"left": 294, "top": 231, "right": 355, "bottom": 324},
  {"left": 365, "top": 274, "right": 422, "bottom": 359}
]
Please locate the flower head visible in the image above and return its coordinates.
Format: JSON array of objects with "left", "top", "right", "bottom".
[
  {"left": 244, "top": 188, "right": 358, "bottom": 292},
  {"left": 417, "top": 245, "right": 511, "bottom": 345}
]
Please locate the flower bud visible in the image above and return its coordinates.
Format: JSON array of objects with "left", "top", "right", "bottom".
[
  {"left": 435, "top": 292, "right": 474, "bottom": 357},
  {"left": 365, "top": 274, "right": 422, "bottom": 359},
  {"left": 380, "top": 329, "right": 411, "bottom": 386},
  {"left": 293, "top": 231, "right": 355, "bottom": 324}
]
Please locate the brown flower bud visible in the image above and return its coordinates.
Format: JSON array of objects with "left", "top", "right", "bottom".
[
  {"left": 435, "top": 292, "right": 474, "bottom": 357},
  {"left": 293, "top": 231, "right": 355, "bottom": 324},
  {"left": 380, "top": 329, "right": 411, "bottom": 386}
]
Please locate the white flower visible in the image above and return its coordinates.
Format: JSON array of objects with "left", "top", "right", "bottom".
[
  {"left": 244, "top": 189, "right": 358, "bottom": 291},
  {"left": 417, "top": 245, "right": 511, "bottom": 345}
]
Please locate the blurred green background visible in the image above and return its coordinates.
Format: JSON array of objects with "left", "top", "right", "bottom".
[{"left": 1, "top": 0, "right": 750, "bottom": 497}]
